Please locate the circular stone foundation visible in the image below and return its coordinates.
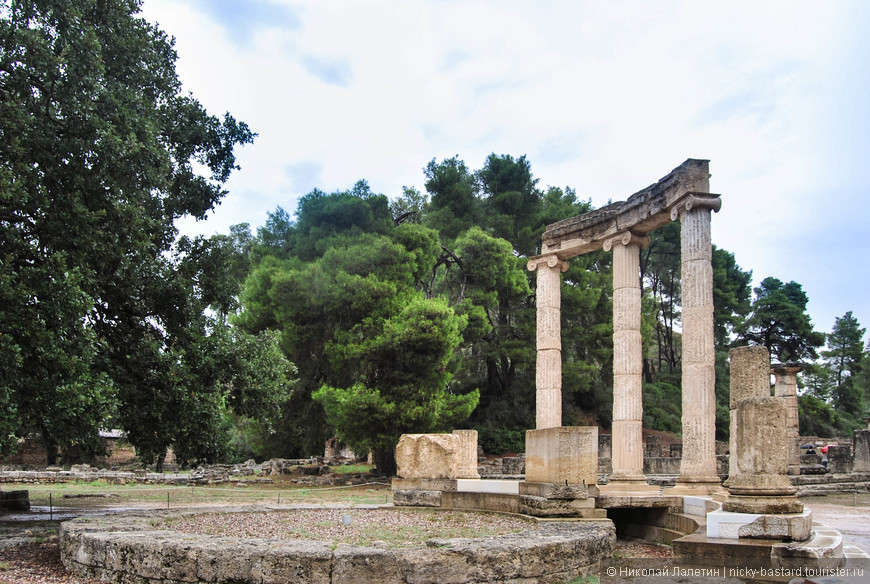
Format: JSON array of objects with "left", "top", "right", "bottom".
[{"left": 60, "top": 505, "right": 615, "bottom": 583}]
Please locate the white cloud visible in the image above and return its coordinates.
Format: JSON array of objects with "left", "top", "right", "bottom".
[{"left": 143, "top": 0, "right": 870, "bottom": 333}]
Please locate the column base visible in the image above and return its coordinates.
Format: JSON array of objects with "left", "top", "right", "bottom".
[{"left": 722, "top": 494, "right": 804, "bottom": 514}]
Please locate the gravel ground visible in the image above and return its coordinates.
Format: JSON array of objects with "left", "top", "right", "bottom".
[
  {"left": 0, "top": 541, "right": 103, "bottom": 584},
  {"left": 169, "top": 508, "right": 534, "bottom": 548}
]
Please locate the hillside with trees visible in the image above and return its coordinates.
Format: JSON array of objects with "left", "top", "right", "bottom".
[{"left": 2, "top": 3, "right": 867, "bottom": 469}]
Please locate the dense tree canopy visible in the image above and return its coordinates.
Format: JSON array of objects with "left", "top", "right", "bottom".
[
  {"left": 0, "top": 0, "right": 291, "bottom": 466},
  {"left": 2, "top": 0, "right": 854, "bottom": 464},
  {"left": 738, "top": 277, "right": 825, "bottom": 363}
]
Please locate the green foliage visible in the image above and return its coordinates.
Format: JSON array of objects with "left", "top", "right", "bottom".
[
  {"left": 641, "top": 221, "right": 681, "bottom": 374},
  {"left": 314, "top": 297, "right": 479, "bottom": 453},
  {"left": 0, "top": 0, "right": 303, "bottom": 467},
  {"left": 476, "top": 153, "right": 541, "bottom": 256},
  {"left": 642, "top": 381, "right": 682, "bottom": 434},
  {"left": 738, "top": 277, "right": 825, "bottom": 362},
  {"left": 822, "top": 311, "right": 866, "bottom": 415},
  {"left": 476, "top": 427, "right": 526, "bottom": 455},
  {"left": 798, "top": 394, "right": 841, "bottom": 437},
  {"left": 711, "top": 246, "right": 752, "bottom": 347},
  {"left": 423, "top": 156, "right": 480, "bottom": 242}
]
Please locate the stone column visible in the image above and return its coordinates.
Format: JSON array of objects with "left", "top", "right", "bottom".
[
  {"left": 723, "top": 396, "right": 802, "bottom": 514},
  {"left": 772, "top": 363, "right": 803, "bottom": 476},
  {"left": 726, "top": 346, "right": 771, "bottom": 482},
  {"left": 604, "top": 231, "right": 648, "bottom": 483},
  {"left": 527, "top": 255, "right": 569, "bottom": 429},
  {"left": 673, "top": 194, "right": 722, "bottom": 489}
]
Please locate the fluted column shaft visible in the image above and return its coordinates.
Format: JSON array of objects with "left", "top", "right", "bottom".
[
  {"left": 528, "top": 256, "right": 569, "bottom": 429},
  {"left": 677, "top": 200, "right": 720, "bottom": 484},
  {"left": 607, "top": 233, "right": 647, "bottom": 481}
]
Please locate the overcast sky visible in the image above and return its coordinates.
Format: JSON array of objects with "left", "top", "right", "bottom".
[{"left": 140, "top": 0, "right": 870, "bottom": 341}]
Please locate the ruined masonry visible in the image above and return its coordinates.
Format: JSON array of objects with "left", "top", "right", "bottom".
[{"left": 528, "top": 158, "right": 721, "bottom": 493}]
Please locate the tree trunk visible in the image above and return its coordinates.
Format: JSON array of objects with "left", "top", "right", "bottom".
[{"left": 373, "top": 448, "right": 397, "bottom": 477}]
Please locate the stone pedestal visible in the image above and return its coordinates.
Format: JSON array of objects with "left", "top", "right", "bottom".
[
  {"left": 724, "top": 397, "right": 802, "bottom": 514},
  {"left": 525, "top": 426, "right": 598, "bottom": 485},
  {"left": 527, "top": 256, "right": 569, "bottom": 429},
  {"left": 726, "top": 346, "right": 772, "bottom": 482},
  {"left": 452, "top": 430, "right": 480, "bottom": 479},
  {"left": 674, "top": 195, "right": 722, "bottom": 491},
  {"left": 771, "top": 363, "right": 802, "bottom": 476},
  {"left": 606, "top": 232, "right": 648, "bottom": 485},
  {"left": 521, "top": 426, "right": 604, "bottom": 518}
]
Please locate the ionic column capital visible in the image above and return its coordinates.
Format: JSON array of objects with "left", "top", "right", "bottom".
[
  {"left": 770, "top": 363, "right": 805, "bottom": 377},
  {"left": 602, "top": 231, "right": 650, "bottom": 252},
  {"left": 527, "top": 255, "right": 570, "bottom": 272},
  {"left": 669, "top": 192, "right": 722, "bottom": 221}
]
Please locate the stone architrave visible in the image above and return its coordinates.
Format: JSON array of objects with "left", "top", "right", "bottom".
[
  {"left": 726, "top": 346, "right": 771, "bottom": 481},
  {"left": 395, "top": 434, "right": 460, "bottom": 480},
  {"left": 605, "top": 231, "right": 649, "bottom": 483},
  {"left": 525, "top": 426, "right": 598, "bottom": 486},
  {"left": 724, "top": 396, "right": 802, "bottom": 514},
  {"left": 674, "top": 193, "right": 722, "bottom": 489},
  {"left": 527, "top": 255, "right": 569, "bottom": 429},
  {"left": 452, "top": 430, "right": 480, "bottom": 479},
  {"left": 771, "top": 363, "right": 803, "bottom": 476}
]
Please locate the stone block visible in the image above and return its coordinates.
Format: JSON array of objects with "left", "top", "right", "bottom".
[
  {"left": 391, "top": 478, "right": 457, "bottom": 492},
  {"left": 707, "top": 508, "right": 812, "bottom": 541},
  {"left": 727, "top": 397, "right": 797, "bottom": 500},
  {"left": 452, "top": 430, "right": 480, "bottom": 479},
  {"left": 332, "top": 547, "right": 402, "bottom": 584},
  {"left": 440, "top": 491, "right": 519, "bottom": 514},
  {"left": 518, "top": 495, "right": 602, "bottom": 518},
  {"left": 729, "top": 346, "right": 771, "bottom": 409},
  {"left": 519, "top": 481, "right": 590, "bottom": 500},
  {"left": 525, "top": 426, "right": 598, "bottom": 486},
  {"left": 738, "top": 509, "right": 812, "bottom": 541},
  {"left": 456, "top": 479, "right": 519, "bottom": 495},
  {"left": 501, "top": 456, "right": 524, "bottom": 475},
  {"left": 395, "top": 434, "right": 460, "bottom": 479},
  {"left": 722, "top": 494, "right": 804, "bottom": 514},
  {"left": 392, "top": 490, "right": 442, "bottom": 507},
  {"left": 827, "top": 444, "right": 852, "bottom": 474},
  {"left": 598, "top": 433, "right": 611, "bottom": 459},
  {"left": 0, "top": 490, "right": 29, "bottom": 511},
  {"left": 682, "top": 495, "right": 709, "bottom": 517}
]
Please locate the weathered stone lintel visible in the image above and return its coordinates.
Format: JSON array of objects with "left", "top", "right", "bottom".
[{"left": 541, "top": 159, "right": 714, "bottom": 258}]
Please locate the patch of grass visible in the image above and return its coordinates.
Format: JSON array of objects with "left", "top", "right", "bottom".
[
  {"left": 564, "top": 576, "right": 599, "bottom": 584},
  {"left": 328, "top": 464, "right": 374, "bottom": 475},
  {"left": 24, "top": 481, "right": 393, "bottom": 510},
  {"left": 0, "top": 560, "right": 11, "bottom": 570}
]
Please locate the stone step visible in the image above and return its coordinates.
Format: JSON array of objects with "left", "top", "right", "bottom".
[
  {"left": 770, "top": 523, "right": 844, "bottom": 568},
  {"left": 673, "top": 532, "right": 781, "bottom": 560},
  {"left": 842, "top": 544, "right": 870, "bottom": 559}
]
